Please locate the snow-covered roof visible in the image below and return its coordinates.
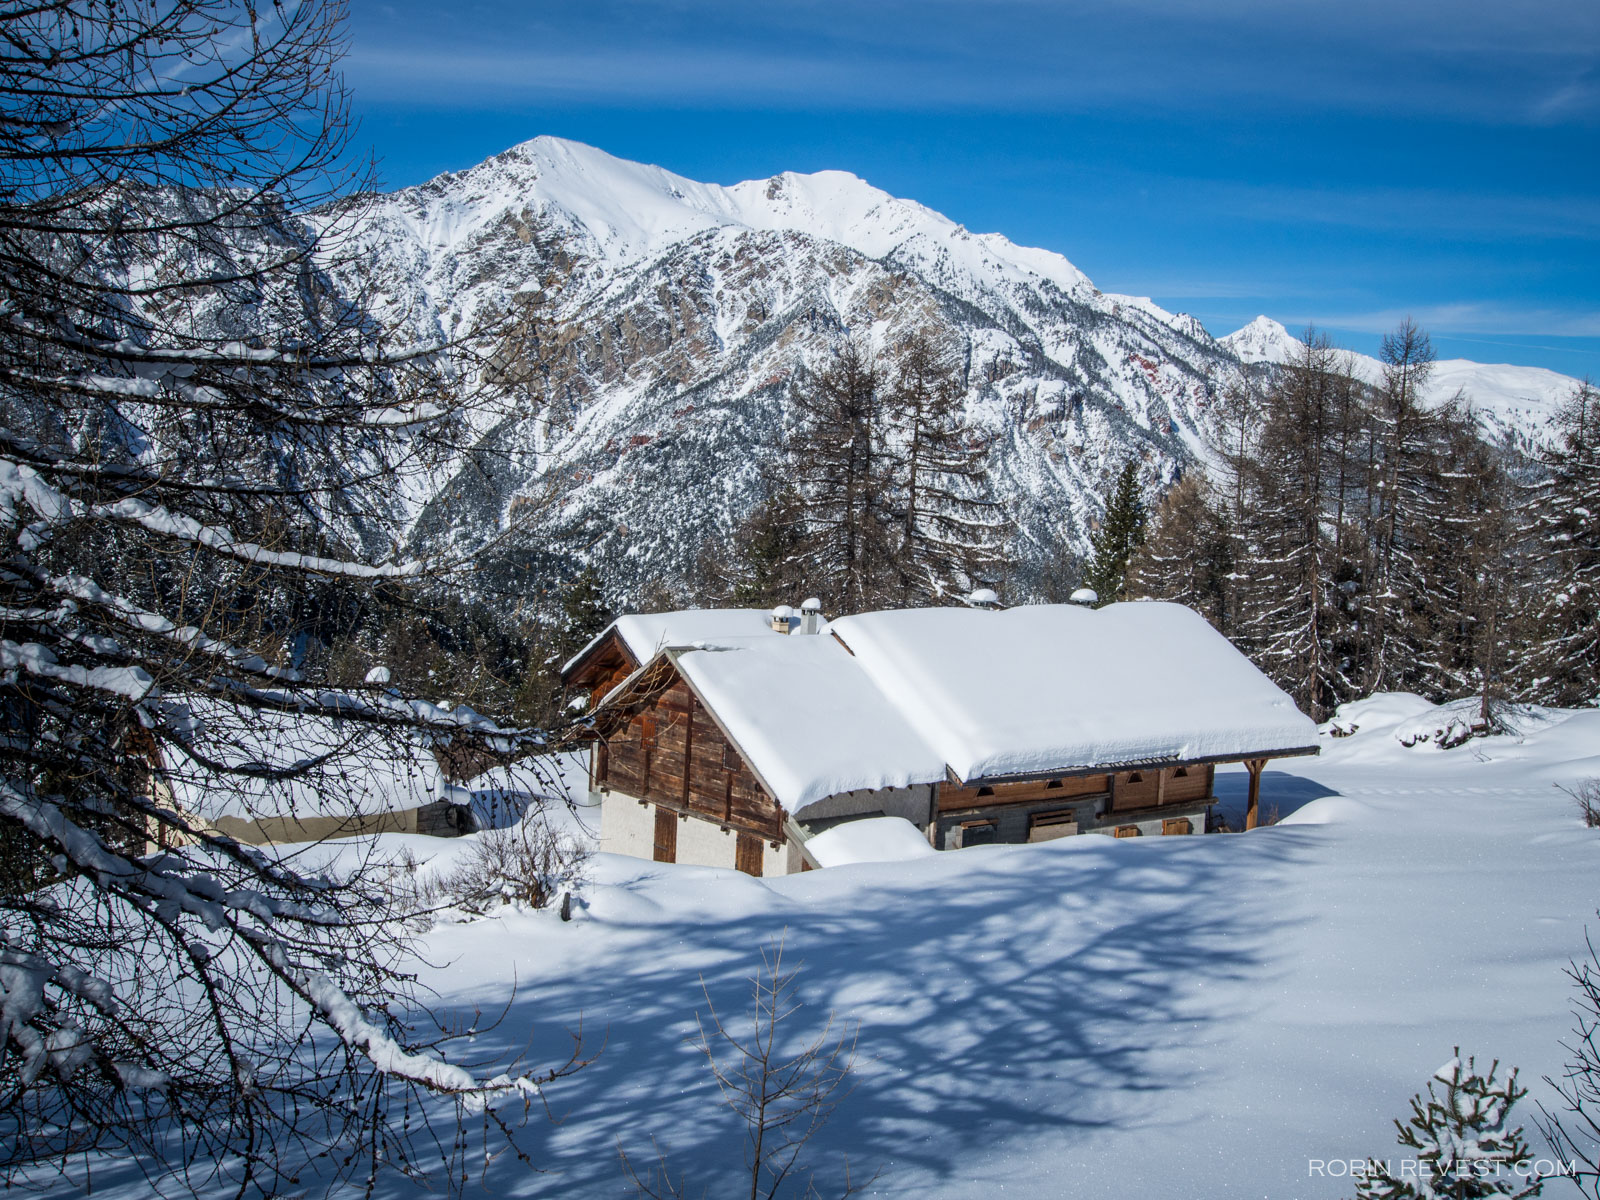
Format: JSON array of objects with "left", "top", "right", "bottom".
[
  {"left": 672, "top": 635, "right": 946, "bottom": 813},
  {"left": 827, "top": 603, "right": 1319, "bottom": 783},
  {"left": 162, "top": 702, "right": 454, "bottom": 823},
  {"left": 563, "top": 608, "right": 796, "bottom": 676},
  {"left": 593, "top": 600, "right": 1318, "bottom": 815}
]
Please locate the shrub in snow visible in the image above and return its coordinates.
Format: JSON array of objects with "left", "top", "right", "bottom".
[
  {"left": 1537, "top": 926, "right": 1600, "bottom": 1194},
  {"left": 422, "top": 822, "right": 590, "bottom": 915},
  {"left": 1557, "top": 779, "right": 1600, "bottom": 829},
  {"left": 1355, "top": 1049, "right": 1541, "bottom": 1199}
]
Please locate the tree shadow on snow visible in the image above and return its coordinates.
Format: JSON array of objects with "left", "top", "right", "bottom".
[{"left": 446, "top": 825, "right": 1326, "bottom": 1199}]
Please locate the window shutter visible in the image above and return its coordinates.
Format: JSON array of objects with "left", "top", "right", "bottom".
[
  {"left": 735, "top": 832, "right": 764, "bottom": 877},
  {"left": 653, "top": 807, "right": 677, "bottom": 863}
]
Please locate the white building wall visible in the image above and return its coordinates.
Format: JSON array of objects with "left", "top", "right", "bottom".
[
  {"left": 597, "top": 788, "right": 795, "bottom": 876},
  {"left": 598, "top": 790, "right": 657, "bottom": 860}
]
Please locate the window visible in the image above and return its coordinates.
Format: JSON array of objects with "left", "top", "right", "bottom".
[
  {"left": 1028, "top": 809, "right": 1077, "bottom": 843},
  {"left": 1045, "top": 778, "right": 1063, "bottom": 789},
  {"left": 1174, "top": 766, "right": 1190, "bottom": 778},
  {"left": 1114, "top": 825, "right": 1141, "bottom": 838},
  {"left": 961, "top": 820, "right": 999, "bottom": 847},
  {"left": 976, "top": 786, "right": 994, "bottom": 797},
  {"left": 1162, "top": 817, "right": 1192, "bottom": 836},
  {"left": 1127, "top": 772, "right": 1143, "bottom": 783}
]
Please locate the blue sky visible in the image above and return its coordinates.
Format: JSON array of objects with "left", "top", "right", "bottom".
[{"left": 346, "top": 0, "right": 1599, "bottom": 377}]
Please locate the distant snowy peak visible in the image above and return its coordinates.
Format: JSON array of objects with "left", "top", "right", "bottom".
[
  {"left": 401, "top": 135, "right": 1093, "bottom": 298},
  {"left": 1219, "top": 315, "right": 1309, "bottom": 366},
  {"left": 1221, "top": 316, "right": 1582, "bottom": 447}
]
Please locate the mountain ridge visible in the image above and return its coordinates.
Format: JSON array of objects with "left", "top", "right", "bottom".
[{"left": 312, "top": 137, "right": 1584, "bottom": 601}]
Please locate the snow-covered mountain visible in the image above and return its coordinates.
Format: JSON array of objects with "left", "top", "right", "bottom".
[
  {"left": 308, "top": 137, "right": 1583, "bottom": 599},
  {"left": 1221, "top": 315, "right": 1579, "bottom": 453}
]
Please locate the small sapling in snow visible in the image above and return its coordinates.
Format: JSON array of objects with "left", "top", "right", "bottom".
[{"left": 1355, "top": 1049, "right": 1542, "bottom": 1199}]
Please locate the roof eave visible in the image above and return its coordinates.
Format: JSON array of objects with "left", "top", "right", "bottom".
[{"left": 950, "top": 743, "right": 1322, "bottom": 788}]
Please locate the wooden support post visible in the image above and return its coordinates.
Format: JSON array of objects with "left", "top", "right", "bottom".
[{"left": 1244, "top": 759, "right": 1265, "bottom": 830}]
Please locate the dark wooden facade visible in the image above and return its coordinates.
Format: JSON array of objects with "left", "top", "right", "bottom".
[
  {"left": 589, "top": 665, "right": 786, "bottom": 847},
  {"left": 568, "top": 629, "right": 639, "bottom": 708}
]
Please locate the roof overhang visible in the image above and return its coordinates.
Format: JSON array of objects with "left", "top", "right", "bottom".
[{"left": 948, "top": 743, "right": 1321, "bottom": 788}]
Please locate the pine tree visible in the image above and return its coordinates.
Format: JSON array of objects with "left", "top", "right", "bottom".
[
  {"left": 788, "top": 340, "right": 898, "bottom": 611},
  {"left": 1084, "top": 460, "right": 1148, "bottom": 604},
  {"left": 883, "top": 330, "right": 1003, "bottom": 604},
  {"left": 1519, "top": 379, "right": 1600, "bottom": 705},
  {"left": 1128, "top": 471, "right": 1232, "bottom": 631},
  {"left": 558, "top": 566, "right": 614, "bottom": 663},
  {"left": 1361, "top": 318, "right": 1443, "bottom": 694},
  {"left": 704, "top": 488, "right": 807, "bottom": 608},
  {"left": 1245, "top": 334, "right": 1372, "bottom": 716},
  {"left": 1411, "top": 405, "right": 1519, "bottom": 716},
  {"left": 1356, "top": 1050, "right": 1542, "bottom": 1199}
]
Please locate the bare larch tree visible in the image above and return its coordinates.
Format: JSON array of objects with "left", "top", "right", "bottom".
[{"left": 0, "top": 0, "right": 578, "bottom": 1194}]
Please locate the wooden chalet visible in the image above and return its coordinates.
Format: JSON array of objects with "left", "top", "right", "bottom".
[{"left": 562, "top": 601, "right": 1320, "bottom": 877}]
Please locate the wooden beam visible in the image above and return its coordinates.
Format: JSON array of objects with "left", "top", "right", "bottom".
[
  {"left": 1244, "top": 758, "right": 1266, "bottom": 830},
  {"left": 682, "top": 697, "right": 695, "bottom": 808}
]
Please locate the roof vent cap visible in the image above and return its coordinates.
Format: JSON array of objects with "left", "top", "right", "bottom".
[
  {"left": 1069, "top": 587, "right": 1099, "bottom": 607},
  {"left": 769, "top": 604, "right": 795, "bottom": 634},
  {"left": 968, "top": 588, "right": 1002, "bottom": 609},
  {"left": 798, "top": 597, "right": 824, "bottom": 635}
]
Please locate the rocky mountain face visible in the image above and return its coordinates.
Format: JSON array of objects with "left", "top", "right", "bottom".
[{"left": 310, "top": 137, "right": 1579, "bottom": 604}]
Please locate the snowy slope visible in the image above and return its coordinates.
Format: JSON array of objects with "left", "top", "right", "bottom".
[
  {"left": 1222, "top": 315, "right": 1582, "bottom": 450},
  {"left": 60, "top": 700, "right": 1600, "bottom": 1198},
  {"left": 404, "top": 706, "right": 1600, "bottom": 1199}
]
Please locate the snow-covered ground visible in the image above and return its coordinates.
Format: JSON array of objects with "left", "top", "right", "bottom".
[
  {"left": 305, "top": 694, "right": 1592, "bottom": 1200},
  {"left": 60, "top": 704, "right": 1600, "bottom": 1197}
]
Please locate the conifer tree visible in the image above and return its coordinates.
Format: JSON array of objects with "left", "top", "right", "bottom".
[
  {"left": 1411, "top": 405, "right": 1519, "bottom": 715},
  {"left": 788, "top": 341, "right": 898, "bottom": 612},
  {"left": 1084, "top": 460, "right": 1148, "bottom": 604},
  {"left": 883, "top": 330, "right": 1003, "bottom": 604},
  {"left": 1518, "top": 378, "right": 1600, "bottom": 705},
  {"left": 1128, "top": 471, "right": 1233, "bottom": 632},
  {"left": 558, "top": 566, "right": 614, "bottom": 663},
  {"left": 1361, "top": 318, "right": 1442, "bottom": 694},
  {"left": 1233, "top": 333, "right": 1369, "bottom": 718},
  {"left": 1356, "top": 1050, "right": 1542, "bottom": 1199},
  {"left": 716, "top": 489, "right": 807, "bottom": 608}
]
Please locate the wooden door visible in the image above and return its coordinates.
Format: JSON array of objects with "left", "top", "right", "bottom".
[
  {"left": 653, "top": 807, "right": 677, "bottom": 863},
  {"left": 735, "top": 832, "right": 764, "bottom": 877}
]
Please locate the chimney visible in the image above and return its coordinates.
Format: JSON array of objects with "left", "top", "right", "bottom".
[
  {"left": 1069, "top": 587, "right": 1099, "bottom": 607},
  {"left": 800, "top": 597, "right": 823, "bottom": 635},
  {"left": 769, "top": 604, "right": 795, "bottom": 634},
  {"left": 968, "top": 588, "right": 1002, "bottom": 610}
]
